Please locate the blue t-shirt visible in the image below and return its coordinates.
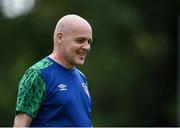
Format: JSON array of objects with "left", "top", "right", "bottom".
[{"left": 16, "top": 57, "right": 92, "bottom": 127}]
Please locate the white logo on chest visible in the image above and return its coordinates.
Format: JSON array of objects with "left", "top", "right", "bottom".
[{"left": 58, "top": 84, "right": 67, "bottom": 91}]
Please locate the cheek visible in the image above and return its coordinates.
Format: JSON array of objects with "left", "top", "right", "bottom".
[
  {"left": 69, "top": 43, "right": 81, "bottom": 51},
  {"left": 65, "top": 45, "right": 78, "bottom": 56},
  {"left": 87, "top": 46, "right": 91, "bottom": 52},
  {"left": 63, "top": 42, "right": 81, "bottom": 55}
]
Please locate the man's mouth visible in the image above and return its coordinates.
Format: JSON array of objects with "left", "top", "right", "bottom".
[{"left": 77, "top": 51, "right": 86, "bottom": 56}]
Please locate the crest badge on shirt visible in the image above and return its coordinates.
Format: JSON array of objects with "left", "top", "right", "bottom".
[{"left": 81, "top": 83, "right": 90, "bottom": 97}]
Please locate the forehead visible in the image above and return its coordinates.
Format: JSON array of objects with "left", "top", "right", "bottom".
[
  {"left": 73, "top": 31, "right": 92, "bottom": 42},
  {"left": 59, "top": 16, "right": 93, "bottom": 40},
  {"left": 67, "top": 24, "right": 92, "bottom": 39}
]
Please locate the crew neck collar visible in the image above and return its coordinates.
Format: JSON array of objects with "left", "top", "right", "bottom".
[{"left": 46, "top": 56, "right": 76, "bottom": 72}]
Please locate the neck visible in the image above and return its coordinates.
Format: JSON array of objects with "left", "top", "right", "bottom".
[{"left": 49, "top": 52, "right": 74, "bottom": 70}]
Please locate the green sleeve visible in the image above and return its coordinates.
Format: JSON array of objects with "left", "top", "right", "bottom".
[{"left": 16, "top": 69, "right": 45, "bottom": 118}]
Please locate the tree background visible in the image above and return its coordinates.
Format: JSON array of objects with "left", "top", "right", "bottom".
[{"left": 0, "top": 0, "right": 179, "bottom": 126}]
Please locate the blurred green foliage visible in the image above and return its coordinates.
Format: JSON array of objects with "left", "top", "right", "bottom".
[{"left": 0, "top": 0, "right": 179, "bottom": 126}]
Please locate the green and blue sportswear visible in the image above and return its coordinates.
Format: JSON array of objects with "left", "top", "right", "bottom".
[{"left": 16, "top": 57, "right": 92, "bottom": 127}]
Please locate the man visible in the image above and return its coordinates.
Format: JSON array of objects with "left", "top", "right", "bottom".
[{"left": 13, "top": 14, "right": 93, "bottom": 127}]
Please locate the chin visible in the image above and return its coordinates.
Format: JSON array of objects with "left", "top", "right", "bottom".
[
  {"left": 75, "top": 60, "right": 85, "bottom": 65},
  {"left": 75, "top": 57, "right": 86, "bottom": 65},
  {"left": 77, "top": 61, "right": 85, "bottom": 65}
]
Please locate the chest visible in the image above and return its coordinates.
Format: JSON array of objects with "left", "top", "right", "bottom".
[{"left": 42, "top": 70, "right": 91, "bottom": 109}]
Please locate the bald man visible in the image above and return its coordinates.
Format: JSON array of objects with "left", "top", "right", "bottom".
[{"left": 13, "top": 14, "right": 93, "bottom": 127}]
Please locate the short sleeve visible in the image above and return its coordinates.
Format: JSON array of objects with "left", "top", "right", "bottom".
[{"left": 16, "top": 69, "right": 45, "bottom": 118}]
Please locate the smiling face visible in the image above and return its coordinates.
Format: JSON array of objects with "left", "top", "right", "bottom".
[
  {"left": 53, "top": 15, "right": 93, "bottom": 69},
  {"left": 60, "top": 24, "right": 92, "bottom": 67}
]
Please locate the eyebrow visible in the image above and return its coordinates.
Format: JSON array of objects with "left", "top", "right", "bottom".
[{"left": 76, "top": 37, "right": 93, "bottom": 41}]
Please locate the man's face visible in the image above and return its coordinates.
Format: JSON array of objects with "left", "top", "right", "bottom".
[{"left": 59, "top": 25, "right": 92, "bottom": 67}]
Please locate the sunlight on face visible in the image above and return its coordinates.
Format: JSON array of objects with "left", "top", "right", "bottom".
[{"left": 1, "top": 0, "right": 36, "bottom": 19}]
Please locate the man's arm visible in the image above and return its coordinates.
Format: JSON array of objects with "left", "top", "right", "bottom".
[
  {"left": 14, "top": 69, "right": 45, "bottom": 127},
  {"left": 13, "top": 113, "right": 32, "bottom": 127}
]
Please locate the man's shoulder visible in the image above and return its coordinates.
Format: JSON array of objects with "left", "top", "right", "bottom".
[
  {"left": 29, "top": 57, "right": 53, "bottom": 71},
  {"left": 18, "top": 57, "right": 50, "bottom": 92}
]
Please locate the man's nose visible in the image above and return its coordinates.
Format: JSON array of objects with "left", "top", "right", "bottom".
[{"left": 82, "top": 42, "right": 91, "bottom": 51}]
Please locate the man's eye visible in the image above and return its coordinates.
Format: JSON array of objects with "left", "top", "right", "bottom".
[
  {"left": 76, "top": 40, "right": 84, "bottom": 43},
  {"left": 88, "top": 40, "right": 92, "bottom": 44}
]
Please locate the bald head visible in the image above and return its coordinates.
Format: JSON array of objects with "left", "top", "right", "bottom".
[
  {"left": 50, "top": 14, "right": 93, "bottom": 68},
  {"left": 53, "top": 14, "right": 92, "bottom": 41}
]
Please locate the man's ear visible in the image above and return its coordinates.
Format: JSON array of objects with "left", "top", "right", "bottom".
[{"left": 56, "top": 32, "right": 63, "bottom": 44}]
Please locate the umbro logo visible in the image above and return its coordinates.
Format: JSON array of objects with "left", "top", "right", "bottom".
[{"left": 58, "top": 84, "right": 67, "bottom": 91}]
